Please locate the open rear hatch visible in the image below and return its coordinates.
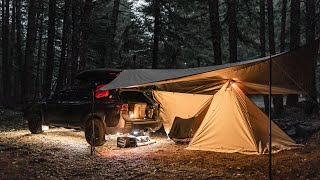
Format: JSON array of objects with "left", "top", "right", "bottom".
[{"left": 119, "top": 89, "right": 159, "bottom": 122}]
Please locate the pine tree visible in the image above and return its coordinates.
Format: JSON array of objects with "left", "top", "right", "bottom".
[
  {"left": 208, "top": 0, "right": 222, "bottom": 65},
  {"left": 226, "top": 0, "right": 238, "bottom": 63},
  {"left": 152, "top": 0, "right": 160, "bottom": 68},
  {"left": 44, "top": 0, "right": 57, "bottom": 97},
  {"left": 286, "top": 0, "right": 301, "bottom": 107},
  {"left": 56, "top": 0, "right": 72, "bottom": 92},
  {"left": 305, "top": 0, "right": 317, "bottom": 113},
  {"left": 24, "top": 0, "right": 38, "bottom": 102}
]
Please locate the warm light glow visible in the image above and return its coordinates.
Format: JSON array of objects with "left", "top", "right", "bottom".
[
  {"left": 226, "top": 81, "right": 233, "bottom": 91},
  {"left": 129, "top": 112, "right": 134, "bottom": 118},
  {"left": 42, "top": 125, "right": 49, "bottom": 131},
  {"left": 230, "top": 79, "right": 238, "bottom": 87}
]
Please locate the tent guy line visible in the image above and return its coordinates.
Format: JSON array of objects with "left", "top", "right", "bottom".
[{"left": 273, "top": 60, "right": 320, "bottom": 107}]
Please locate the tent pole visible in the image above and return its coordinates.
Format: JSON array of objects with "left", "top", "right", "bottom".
[{"left": 269, "top": 55, "right": 272, "bottom": 179}]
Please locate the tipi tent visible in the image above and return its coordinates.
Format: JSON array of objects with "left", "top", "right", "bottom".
[
  {"left": 188, "top": 81, "right": 300, "bottom": 154},
  {"left": 153, "top": 81, "right": 301, "bottom": 154},
  {"left": 152, "top": 91, "right": 212, "bottom": 134}
]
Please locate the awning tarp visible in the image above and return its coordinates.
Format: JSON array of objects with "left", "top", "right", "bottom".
[{"left": 100, "top": 40, "right": 319, "bottom": 95}]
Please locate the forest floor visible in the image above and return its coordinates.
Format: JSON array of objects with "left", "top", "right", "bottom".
[{"left": 1, "top": 108, "right": 320, "bottom": 179}]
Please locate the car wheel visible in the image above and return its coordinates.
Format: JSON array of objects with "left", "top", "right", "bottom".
[
  {"left": 85, "top": 118, "right": 106, "bottom": 146},
  {"left": 27, "top": 112, "right": 43, "bottom": 134}
]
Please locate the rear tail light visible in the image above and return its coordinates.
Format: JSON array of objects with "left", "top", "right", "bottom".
[
  {"left": 95, "top": 84, "right": 109, "bottom": 98},
  {"left": 115, "top": 104, "right": 122, "bottom": 109},
  {"left": 121, "top": 104, "right": 128, "bottom": 111}
]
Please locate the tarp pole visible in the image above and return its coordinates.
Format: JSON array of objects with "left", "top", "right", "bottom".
[
  {"left": 269, "top": 55, "right": 272, "bottom": 179},
  {"left": 91, "top": 90, "right": 96, "bottom": 156}
]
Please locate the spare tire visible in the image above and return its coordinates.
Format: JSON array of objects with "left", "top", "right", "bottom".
[
  {"left": 27, "top": 112, "right": 43, "bottom": 134},
  {"left": 85, "top": 118, "right": 106, "bottom": 146}
]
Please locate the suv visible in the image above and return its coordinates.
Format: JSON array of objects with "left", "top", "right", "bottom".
[{"left": 24, "top": 69, "right": 162, "bottom": 146}]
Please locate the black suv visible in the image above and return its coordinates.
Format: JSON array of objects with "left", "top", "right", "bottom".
[{"left": 24, "top": 69, "right": 162, "bottom": 146}]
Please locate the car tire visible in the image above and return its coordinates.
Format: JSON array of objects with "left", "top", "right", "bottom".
[
  {"left": 85, "top": 118, "right": 106, "bottom": 146},
  {"left": 27, "top": 112, "right": 43, "bottom": 134}
]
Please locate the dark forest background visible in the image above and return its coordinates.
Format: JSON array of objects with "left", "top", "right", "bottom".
[{"left": 0, "top": 0, "right": 319, "bottom": 113}]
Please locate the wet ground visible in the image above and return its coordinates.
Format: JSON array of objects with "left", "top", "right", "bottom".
[{"left": 1, "top": 109, "right": 320, "bottom": 179}]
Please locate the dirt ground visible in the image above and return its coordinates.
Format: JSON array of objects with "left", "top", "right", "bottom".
[{"left": 1, "top": 109, "right": 320, "bottom": 179}]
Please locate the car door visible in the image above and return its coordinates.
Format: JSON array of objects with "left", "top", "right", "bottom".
[
  {"left": 62, "top": 89, "right": 92, "bottom": 127},
  {"left": 46, "top": 91, "right": 67, "bottom": 125}
]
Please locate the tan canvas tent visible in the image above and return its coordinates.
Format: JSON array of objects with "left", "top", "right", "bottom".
[
  {"left": 152, "top": 91, "right": 212, "bottom": 134},
  {"left": 188, "top": 81, "right": 300, "bottom": 154},
  {"left": 153, "top": 81, "right": 301, "bottom": 154}
]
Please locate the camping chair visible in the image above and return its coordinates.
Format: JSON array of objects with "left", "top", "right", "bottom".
[{"left": 168, "top": 117, "right": 195, "bottom": 144}]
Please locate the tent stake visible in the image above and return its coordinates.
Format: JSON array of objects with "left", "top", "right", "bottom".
[{"left": 269, "top": 55, "right": 272, "bottom": 179}]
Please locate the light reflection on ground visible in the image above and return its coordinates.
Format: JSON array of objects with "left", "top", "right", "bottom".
[
  {"left": 1, "top": 127, "right": 320, "bottom": 179},
  {"left": 0, "top": 127, "right": 178, "bottom": 156}
]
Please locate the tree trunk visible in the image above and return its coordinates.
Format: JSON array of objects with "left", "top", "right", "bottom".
[
  {"left": 0, "top": 0, "right": 3, "bottom": 106},
  {"left": 16, "top": 0, "right": 23, "bottom": 104},
  {"left": 152, "top": 0, "right": 160, "bottom": 69},
  {"left": 226, "top": 0, "right": 238, "bottom": 63},
  {"left": 260, "top": 0, "right": 269, "bottom": 114},
  {"left": 273, "top": 0, "right": 287, "bottom": 117},
  {"left": 106, "top": 0, "right": 120, "bottom": 66},
  {"left": 305, "top": 0, "right": 316, "bottom": 114},
  {"left": 286, "top": 0, "right": 300, "bottom": 107},
  {"left": 267, "top": 0, "right": 283, "bottom": 117},
  {"left": 56, "top": 0, "right": 72, "bottom": 92},
  {"left": 0, "top": 0, "right": 4, "bottom": 106},
  {"left": 306, "top": 0, "right": 315, "bottom": 44},
  {"left": 24, "top": 0, "right": 38, "bottom": 102},
  {"left": 35, "top": 0, "right": 44, "bottom": 99},
  {"left": 259, "top": 0, "right": 266, "bottom": 57},
  {"left": 208, "top": 0, "right": 222, "bottom": 65},
  {"left": 2, "top": 0, "right": 11, "bottom": 107},
  {"left": 280, "top": 0, "right": 287, "bottom": 53},
  {"left": 267, "top": 0, "right": 275, "bottom": 55},
  {"left": 44, "top": 0, "right": 56, "bottom": 97},
  {"left": 79, "top": 0, "right": 94, "bottom": 72},
  {"left": 11, "top": 0, "right": 17, "bottom": 105},
  {"left": 71, "top": 0, "right": 81, "bottom": 84}
]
